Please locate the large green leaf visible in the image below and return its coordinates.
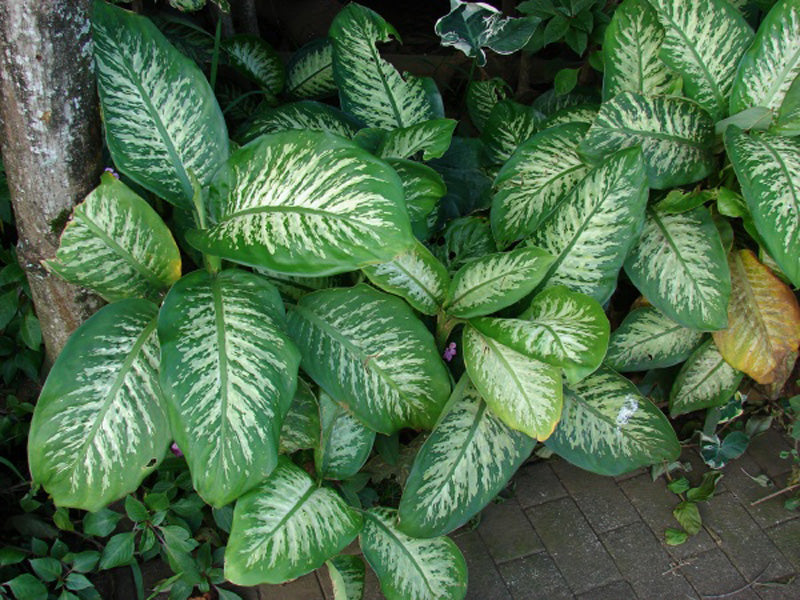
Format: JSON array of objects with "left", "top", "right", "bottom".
[
  {"left": 725, "top": 127, "right": 800, "bottom": 288},
  {"left": 775, "top": 74, "right": 800, "bottom": 135},
  {"left": 92, "top": 0, "right": 228, "bottom": 208},
  {"left": 187, "top": 130, "right": 414, "bottom": 276},
  {"left": 730, "top": 0, "right": 800, "bottom": 121},
  {"left": 222, "top": 35, "right": 284, "bottom": 96},
  {"left": 481, "top": 100, "right": 545, "bottom": 165},
  {"left": 544, "top": 367, "right": 681, "bottom": 476},
  {"left": 377, "top": 119, "right": 457, "bottom": 161},
  {"left": 529, "top": 148, "right": 648, "bottom": 304},
  {"left": 463, "top": 324, "right": 562, "bottom": 440},
  {"left": 329, "top": 3, "right": 440, "bottom": 129},
  {"left": 287, "top": 285, "right": 451, "bottom": 433},
  {"left": 47, "top": 173, "right": 181, "bottom": 302},
  {"left": 327, "top": 555, "right": 366, "bottom": 600},
  {"left": 28, "top": 299, "right": 169, "bottom": 511},
  {"left": 237, "top": 101, "right": 359, "bottom": 145},
  {"left": 385, "top": 159, "right": 446, "bottom": 238},
  {"left": 605, "top": 306, "right": 705, "bottom": 372},
  {"left": 363, "top": 240, "right": 450, "bottom": 316},
  {"left": 224, "top": 458, "right": 362, "bottom": 585},
  {"left": 444, "top": 247, "right": 554, "bottom": 319},
  {"left": 602, "top": 0, "right": 680, "bottom": 100},
  {"left": 648, "top": 0, "right": 753, "bottom": 120},
  {"left": 532, "top": 88, "right": 600, "bottom": 117},
  {"left": 540, "top": 104, "right": 599, "bottom": 129},
  {"left": 315, "top": 391, "right": 375, "bottom": 480},
  {"left": 398, "top": 376, "right": 535, "bottom": 538},
  {"left": 158, "top": 269, "right": 300, "bottom": 507},
  {"left": 491, "top": 123, "right": 591, "bottom": 247},
  {"left": 470, "top": 286, "right": 609, "bottom": 384},
  {"left": 286, "top": 38, "right": 337, "bottom": 99},
  {"left": 360, "top": 507, "right": 467, "bottom": 600},
  {"left": 624, "top": 205, "right": 731, "bottom": 330},
  {"left": 430, "top": 216, "right": 496, "bottom": 274},
  {"left": 669, "top": 338, "right": 744, "bottom": 417},
  {"left": 280, "top": 379, "right": 320, "bottom": 455},
  {"left": 466, "top": 78, "right": 510, "bottom": 132},
  {"left": 578, "top": 92, "right": 715, "bottom": 189}
]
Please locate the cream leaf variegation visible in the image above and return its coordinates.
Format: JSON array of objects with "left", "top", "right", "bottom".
[
  {"left": 223, "top": 34, "right": 284, "bottom": 95},
  {"left": 466, "top": 78, "right": 510, "bottom": 131},
  {"left": 360, "top": 507, "right": 467, "bottom": 600},
  {"left": 624, "top": 206, "right": 731, "bottom": 330},
  {"left": 28, "top": 299, "right": 169, "bottom": 512},
  {"left": 377, "top": 119, "right": 457, "bottom": 161},
  {"left": 385, "top": 159, "right": 446, "bottom": 237},
  {"left": 224, "top": 458, "right": 362, "bottom": 586},
  {"left": 287, "top": 37, "right": 337, "bottom": 99},
  {"left": 279, "top": 379, "right": 320, "bottom": 455},
  {"left": 158, "top": 269, "right": 301, "bottom": 507},
  {"left": 540, "top": 104, "right": 599, "bottom": 129},
  {"left": 187, "top": 130, "right": 415, "bottom": 276},
  {"left": 481, "top": 99, "right": 544, "bottom": 165},
  {"left": 287, "top": 285, "right": 451, "bottom": 433},
  {"left": 327, "top": 555, "right": 366, "bottom": 600},
  {"left": 316, "top": 391, "right": 375, "bottom": 480},
  {"left": 398, "top": 376, "right": 535, "bottom": 538},
  {"left": 237, "top": 101, "right": 359, "bottom": 145},
  {"left": 669, "top": 339, "right": 743, "bottom": 417},
  {"left": 544, "top": 367, "right": 681, "bottom": 476},
  {"left": 462, "top": 324, "right": 562, "bottom": 440},
  {"left": 491, "top": 123, "right": 591, "bottom": 247}
]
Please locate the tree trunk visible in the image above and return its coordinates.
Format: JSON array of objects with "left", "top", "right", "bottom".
[{"left": 0, "top": 0, "right": 104, "bottom": 366}]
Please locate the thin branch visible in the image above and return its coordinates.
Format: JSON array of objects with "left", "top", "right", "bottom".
[
  {"left": 701, "top": 561, "right": 771, "bottom": 599},
  {"left": 751, "top": 482, "right": 800, "bottom": 506}
]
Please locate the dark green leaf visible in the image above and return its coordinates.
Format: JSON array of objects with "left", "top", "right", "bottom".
[
  {"left": 6, "top": 574, "right": 48, "bottom": 600},
  {"left": 667, "top": 477, "right": 690, "bottom": 494},
  {"left": 28, "top": 557, "right": 62, "bottom": 582},
  {"left": 70, "top": 551, "right": 100, "bottom": 573},
  {"left": 99, "top": 532, "right": 136, "bottom": 569},
  {"left": 82, "top": 509, "right": 122, "bottom": 537},
  {"left": 65, "top": 573, "right": 93, "bottom": 592},
  {"left": 686, "top": 471, "right": 723, "bottom": 502},
  {"left": 125, "top": 496, "right": 149, "bottom": 523},
  {"left": 554, "top": 68, "right": 579, "bottom": 95}
]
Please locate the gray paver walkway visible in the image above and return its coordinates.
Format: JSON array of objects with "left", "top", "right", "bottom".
[{"left": 257, "top": 427, "right": 800, "bottom": 599}]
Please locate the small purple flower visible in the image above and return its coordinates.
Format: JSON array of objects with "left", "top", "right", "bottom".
[
  {"left": 443, "top": 342, "right": 457, "bottom": 362},
  {"left": 170, "top": 442, "right": 184, "bottom": 458},
  {"left": 104, "top": 167, "right": 119, "bottom": 179}
]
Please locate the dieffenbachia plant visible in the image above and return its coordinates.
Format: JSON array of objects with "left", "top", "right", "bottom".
[{"left": 26, "top": 0, "right": 800, "bottom": 597}]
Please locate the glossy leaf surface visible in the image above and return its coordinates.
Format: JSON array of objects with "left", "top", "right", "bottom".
[{"left": 669, "top": 339, "right": 743, "bottom": 417}]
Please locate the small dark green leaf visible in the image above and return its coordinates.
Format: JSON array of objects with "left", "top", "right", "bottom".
[
  {"left": 686, "top": 471, "right": 723, "bottom": 502},
  {"left": 65, "top": 573, "right": 93, "bottom": 592},
  {"left": 99, "top": 532, "right": 136, "bottom": 569},
  {"left": 82, "top": 509, "right": 122, "bottom": 537},
  {"left": 144, "top": 492, "right": 169, "bottom": 512},
  {"left": 53, "top": 507, "right": 74, "bottom": 532},
  {"left": 50, "top": 539, "right": 68, "bottom": 560},
  {"left": 554, "top": 68, "right": 579, "bottom": 96},
  {"left": 70, "top": 551, "right": 100, "bottom": 573},
  {"left": 0, "top": 547, "right": 26, "bottom": 566},
  {"left": 28, "top": 557, "right": 62, "bottom": 582},
  {"left": 544, "top": 14, "right": 570, "bottom": 45},
  {"left": 673, "top": 501, "right": 701, "bottom": 535},
  {"left": 0, "top": 289, "right": 19, "bottom": 330},
  {"left": 667, "top": 477, "right": 690, "bottom": 494},
  {"left": 125, "top": 496, "right": 149, "bottom": 523},
  {"left": 6, "top": 573, "right": 48, "bottom": 600},
  {"left": 212, "top": 506, "right": 233, "bottom": 534},
  {"left": 216, "top": 589, "right": 244, "bottom": 600},
  {"left": 700, "top": 431, "right": 749, "bottom": 469}
]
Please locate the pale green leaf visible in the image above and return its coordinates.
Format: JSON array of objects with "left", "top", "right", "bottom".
[
  {"left": 466, "top": 78, "right": 510, "bottom": 131},
  {"left": 223, "top": 35, "right": 284, "bottom": 95},
  {"left": 360, "top": 507, "right": 467, "bottom": 600},
  {"left": 287, "top": 285, "right": 451, "bottom": 433},
  {"left": 237, "top": 101, "right": 359, "bottom": 145},
  {"left": 398, "top": 376, "right": 535, "bottom": 538},
  {"left": 286, "top": 37, "right": 336, "bottom": 99},
  {"left": 327, "top": 555, "right": 365, "bottom": 600},
  {"left": 315, "top": 391, "right": 375, "bottom": 480},
  {"left": 540, "top": 104, "right": 599, "bottom": 129},
  {"left": 669, "top": 338, "right": 743, "bottom": 417},
  {"left": 28, "top": 299, "right": 169, "bottom": 511},
  {"left": 377, "top": 119, "right": 457, "bottom": 161},
  {"left": 187, "top": 130, "right": 415, "bottom": 276},
  {"left": 481, "top": 100, "right": 545, "bottom": 165},
  {"left": 544, "top": 367, "right": 681, "bottom": 475},
  {"left": 280, "top": 379, "right": 321, "bottom": 454},
  {"left": 224, "top": 458, "right": 362, "bottom": 585},
  {"left": 578, "top": 92, "right": 715, "bottom": 189}
]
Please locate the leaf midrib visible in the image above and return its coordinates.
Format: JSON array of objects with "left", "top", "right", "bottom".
[{"left": 211, "top": 277, "right": 231, "bottom": 478}]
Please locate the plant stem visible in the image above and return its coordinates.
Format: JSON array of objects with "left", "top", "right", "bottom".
[
  {"left": 435, "top": 312, "right": 459, "bottom": 352},
  {"left": 190, "top": 179, "right": 221, "bottom": 275},
  {"left": 210, "top": 17, "right": 222, "bottom": 92},
  {"left": 751, "top": 482, "right": 800, "bottom": 506}
]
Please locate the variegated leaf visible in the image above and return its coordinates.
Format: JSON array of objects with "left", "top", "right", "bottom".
[
  {"left": 529, "top": 148, "right": 648, "bottom": 304},
  {"left": 481, "top": 100, "right": 545, "bottom": 165},
  {"left": 287, "top": 285, "right": 451, "bottom": 433},
  {"left": 360, "top": 507, "right": 467, "bottom": 600},
  {"left": 470, "top": 286, "right": 609, "bottom": 384},
  {"left": 158, "top": 269, "right": 300, "bottom": 507},
  {"left": 254, "top": 269, "right": 337, "bottom": 303},
  {"left": 623, "top": 205, "right": 731, "bottom": 330},
  {"left": 491, "top": 123, "right": 591, "bottom": 247},
  {"left": 431, "top": 216, "right": 496, "bottom": 274},
  {"left": 648, "top": 0, "right": 754, "bottom": 120},
  {"left": 377, "top": 119, "right": 457, "bottom": 161},
  {"left": 327, "top": 555, "right": 365, "bottom": 600},
  {"left": 398, "top": 376, "right": 535, "bottom": 538},
  {"left": 540, "top": 104, "right": 599, "bottom": 129},
  {"left": 602, "top": 0, "right": 680, "bottom": 100},
  {"left": 775, "top": 74, "right": 800, "bottom": 135},
  {"left": 605, "top": 306, "right": 705, "bottom": 372},
  {"left": 532, "top": 88, "right": 600, "bottom": 116},
  {"left": 92, "top": 0, "right": 229, "bottom": 208},
  {"left": 286, "top": 37, "right": 336, "bottom": 99},
  {"left": 237, "top": 101, "right": 359, "bottom": 145},
  {"left": 544, "top": 367, "right": 681, "bottom": 476},
  {"left": 385, "top": 159, "right": 445, "bottom": 238},
  {"left": 713, "top": 249, "right": 800, "bottom": 383},
  {"left": 316, "top": 391, "right": 375, "bottom": 480},
  {"left": 463, "top": 324, "right": 562, "bottom": 440},
  {"left": 47, "top": 173, "right": 181, "bottom": 302},
  {"left": 223, "top": 34, "right": 284, "bottom": 95},
  {"left": 224, "top": 458, "right": 362, "bottom": 585},
  {"left": 578, "top": 92, "right": 715, "bottom": 189},
  {"left": 466, "top": 77, "right": 510, "bottom": 131},
  {"left": 363, "top": 240, "right": 450, "bottom": 315},
  {"left": 444, "top": 247, "right": 554, "bottom": 319},
  {"left": 730, "top": 0, "right": 800, "bottom": 121},
  {"left": 329, "top": 4, "right": 440, "bottom": 129},
  {"left": 187, "top": 131, "right": 414, "bottom": 276},
  {"left": 669, "top": 338, "right": 744, "bottom": 417},
  {"left": 725, "top": 127, "right": 800, "bottom": 288},
  {"left": 280, "top": 379, "right": 320, "bottom": 454},
  {"left": 28, "top": 299, "right": 168, "bottom": 511}
]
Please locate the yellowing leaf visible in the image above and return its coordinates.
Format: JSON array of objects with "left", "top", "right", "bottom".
[{"left": 712, "top": 249, "right": 800, "bottom": 383}]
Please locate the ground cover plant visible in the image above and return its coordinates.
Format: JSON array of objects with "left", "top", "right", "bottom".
[{"left": 4, "top": 0, "right": 800, "bottom": 598}]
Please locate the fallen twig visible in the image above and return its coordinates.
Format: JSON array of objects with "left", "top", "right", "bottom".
[{"left": 751, "top": 482, "right": 800, "bottom": 506}]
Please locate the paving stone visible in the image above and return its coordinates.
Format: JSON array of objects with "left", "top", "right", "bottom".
[
  {"left": 514, "top": 460, "right": 568, "bottom": 509},
  {"left": 755, "top": 577, "right": 800, "bottom": 600},
  {"left": 619, "top": 472, "right": 714, "bottom": 560},
  {"left": 613, "top": 466, "right": 647, "bottom": 483},
  {"left": 258, "top": 572, "right": 323, "bottom": 600},
  {"left": 454, "top": 529, "right": 513, "bottom": 600},
  {"left": 498, "top": 553, "right": 574, "bottom": 600},
  {"left": 575, "top": 580, "right": 636, "bottom": 600},
  {"left": 551, "top": 460, "right": 640, "bottom": 534},
  {"left": 680, "top": 548, "right": 760, "bottom": 600},
  {"left": 602, "top": 522, "right": 696, "bottom": 599},
  {"left": 526, "top": 497, "right": 620, "bottom": 594},
  {"left": 704, "top": 492, "right": 796, "bottom": 583},
  {"left": 766, "top": 519, "right": 800, "bottom": 571},
  {"left": 478, "top": 498, "right": 544, "bottom": 564},
  {"left": 747, "top": 428, "right": 794, "bottom": 480}
]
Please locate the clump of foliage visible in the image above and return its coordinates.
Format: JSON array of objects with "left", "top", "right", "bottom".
[{"left": 5, "top": 0, "right": 800, "bottom": 598}]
